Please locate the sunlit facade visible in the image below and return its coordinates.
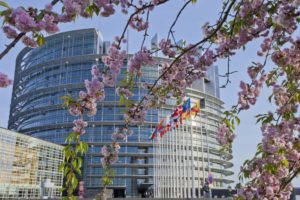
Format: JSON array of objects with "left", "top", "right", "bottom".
[
  {"left": 8, "top": 29, "right": 233, "bottom": 197},
  {"left": 0, "top": 128, "right": 63, "bottom": 199},
  {"left": 154, "top": 91, "right": 233, "bottom": 198}
]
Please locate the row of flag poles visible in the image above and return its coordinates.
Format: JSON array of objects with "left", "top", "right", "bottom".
[{"left": 150, "top": 98, "right": 205, "bottom": 140}]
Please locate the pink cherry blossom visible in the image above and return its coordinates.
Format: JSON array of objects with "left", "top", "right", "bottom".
[
  {"left": 0, "top": 73, "right": 13, "bottom": 88},
  {"left": 73, "top": 119, "right": 88, "bottom": 135}
]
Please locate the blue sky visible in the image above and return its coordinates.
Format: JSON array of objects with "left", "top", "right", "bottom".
[{"left": 0, "top": 0, "right": 299, "bottom": 186}]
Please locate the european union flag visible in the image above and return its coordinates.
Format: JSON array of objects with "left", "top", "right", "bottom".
[{"left": 182, "top": 98, "right": 191, "bottom": 112}]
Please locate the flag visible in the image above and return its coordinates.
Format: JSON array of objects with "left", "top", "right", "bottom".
[
  {"left": 182, "top": 98, "right": 191, "bottom": 113},
  {"left": 159, "top": 117, "right": 172, "bottom": 137},
  {"left": 191, "top": 100, "right": 200, "bottom": 117},
  {"left": 159, "top": 126, "right": 169, "bottom": 137},
  {"left": 177, "top": 105, "right": 183, "bottom": 115},
  {"left": 182, "top": 111, "right": 191, "bottom": 120},
  {"left": 181, "top": 98, "right": 191, "bottom": 121},
  {"left": 150, "top": 119, "right": 165, "bottom": 140},
  {"left": 151, "top": 33, "right": 158, "bottom": 50},
  {"left": 170, "top": 109, "right": 179, "bottom": 128},
  {"left": 171, "top": 108, "right": 180, "bottom": 121}
]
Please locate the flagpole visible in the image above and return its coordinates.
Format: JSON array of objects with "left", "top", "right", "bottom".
[
  {"left": 171, "top": 124, "right": 175, "bottom": 198},
  {"left": 197, "top": 119, "right": 201, "bottom": 198},
  {"left": 201, "top": 120, "right": 205, "bottom": 195},
  {"left": 167, "top": 129, "right": 170, "bottom": 198},
  {"left": 190, "top": 111, "right": 195, "bottom": 198},
  {"left": 185, "top": 122, "right": 190, "bottom": 198},
  {"left": 174, "top": 124, "right": 178, "bottom": 197},
  {"left": 205, "top": 113, "right": 212, "bottom": 199},
  {"left": 180, "top": 124, "right": 187, "bottom": 198},
  {"left": 153, "top": 135, "right": 156, "bottom": 198},
  {"left": 163, "top": 122, "right": 166, "bottom": 198}
]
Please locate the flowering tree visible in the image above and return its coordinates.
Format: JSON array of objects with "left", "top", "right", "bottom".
[{"left": 1, "top": 0, "right": 300, "bottom": 199}]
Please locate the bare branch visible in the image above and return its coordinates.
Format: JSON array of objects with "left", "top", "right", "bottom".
[
  {"left": 167, "top": 0, "right": 192, "bottom": 41},
  {"left": 0, "top": 32, "right": 25, "bottom": 60},
  {"left": 219, "top": 56, "right": 238, "bottom": 88},
  {"left": 140, "top": 8, "right": 150, "bottom": 50}
]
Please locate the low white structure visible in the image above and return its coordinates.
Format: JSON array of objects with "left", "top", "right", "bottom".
[
  {"left": 153, "top": 97, "right": 233, "bottom": 198},
  {"left": 0, "top": 128, "right": 64, "bottom": 199}
]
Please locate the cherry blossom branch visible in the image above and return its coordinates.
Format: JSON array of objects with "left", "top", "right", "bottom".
[
  {"left": 115, "top": 0, "right": 170, "bottom": 49},
  {"left": 280, "top": 168, "right": 300, "bottom": 191},
  {"left": 127, "top": 0, "right": 237, "bottom": 124},
  {"left": 0, "top": 0, "right": 60, "bottom": 60}
]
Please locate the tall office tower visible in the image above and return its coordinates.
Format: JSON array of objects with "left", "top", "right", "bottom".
[{"left": 8, "top": 29, "right": 233, "bottom": 197}]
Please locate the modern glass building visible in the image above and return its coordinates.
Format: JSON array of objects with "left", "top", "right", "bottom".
[
  {"left": 0, "top": 128, "right": 64, "bottom": 199},
  {"left": 8, "top": 29, "right": 233, "bottom": 197}
]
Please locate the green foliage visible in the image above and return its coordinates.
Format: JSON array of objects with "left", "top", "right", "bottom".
[
  {"left": 264, "top": 163, "right": 278, "bottom": 174},
  {"left": 36, "top": 34, "right": 45, "bottom": 46},
  {"left": 118, "top": 73, "right": 135, "bottom": 107},
  {"left": 59, "top": 130, "right": 89, "bottom": 197},
  {"left": 102, "top": 168, "right": 115, "bottom": 187},
  {"left": 0, "top": 8, "right": 10, "bottom": 18},
  {"left": 61, "top": 95, "right": 76, "bottom": 108},
  {"left": 255, "top": 113, "right": 274, "bottom": 124},
  {"left": 0, "top": 1, "right": 9, "bottom": 9}
]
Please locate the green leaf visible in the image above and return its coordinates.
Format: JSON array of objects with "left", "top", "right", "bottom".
[
  {"left": 72, "top": 159, "right": 77, "bottom": 169},
  {"left": 278, "top": 148, "right": 286, "bottom": 155},
  {"left": 0, "top": 1, "right": 9, "bottom": 8},
  {"left": 235, "top": 116, "right": 240, "bottom": 125},
  {"left": 58, "top": 163, "right": 65, "bottom": 172},
  {"left": 64, "top": 167, "right": 70, "bottom": 176},
  {"left": 80, "top": 141, "right": 84, "bottom": 153},
  {"left": 37, "top": 34, "right": 45, "bottom": 46},
  {"left": 75, "top": 145, "right": 80, "bottom": 154},
  {"left": 71, "top": 176, "right": 78, "bottom": 189},
  {"left": 264, "top": 163, "right": 277, "bottom": 174},
  {"left": 83, "top": 142, "right": 89, "bottom": 152},
  {"left": 77, "top": 157, "right": 82, "bottom": 168},
  {"left": 65, "top": 132, "right": 75, "bottom": 144},
  {"left": 119, "top": 95, "right": 125, "bottom": 105},
  {"left": 0, "top": 9, "right": 11, "bottom": 17},
  {"left": 282, "top": 159, "right": 289, "bottom": 167},
  {"left": 262, "top": 115, "right": 273, "bottom": 124},
  {"left": 85, "top": 5, "right": 93, "bottom": 16}
]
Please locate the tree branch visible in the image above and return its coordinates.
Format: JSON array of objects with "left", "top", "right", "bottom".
[
  {"left": 0, "top": 32, "right": 25, "bottom": 60},
  {"left": 167, "top": 0, "right": 192, "bottom": 41},
  {"left": 0, "top": 0, "right": 61, "bottom": 60},
  {"left": 140, "top": 8, "right": 150, "bottom": 50},
  {"left": 127, "top": 0, "right": 237, "bottom": 125},
  {"left": 116, "top": 0, "right": 170, "bottom": 49}
]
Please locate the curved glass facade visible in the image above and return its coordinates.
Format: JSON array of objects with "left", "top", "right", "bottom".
[{"left": 9, "top": 29, "right": 233, "bottom": 197}]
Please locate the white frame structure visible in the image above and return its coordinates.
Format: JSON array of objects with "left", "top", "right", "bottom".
[
  {"left": 0, "top": 128, "right": 64, "bottom": 199},
  {"left": 154, "top": 95, "right": 234, "bottom": 198}
]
